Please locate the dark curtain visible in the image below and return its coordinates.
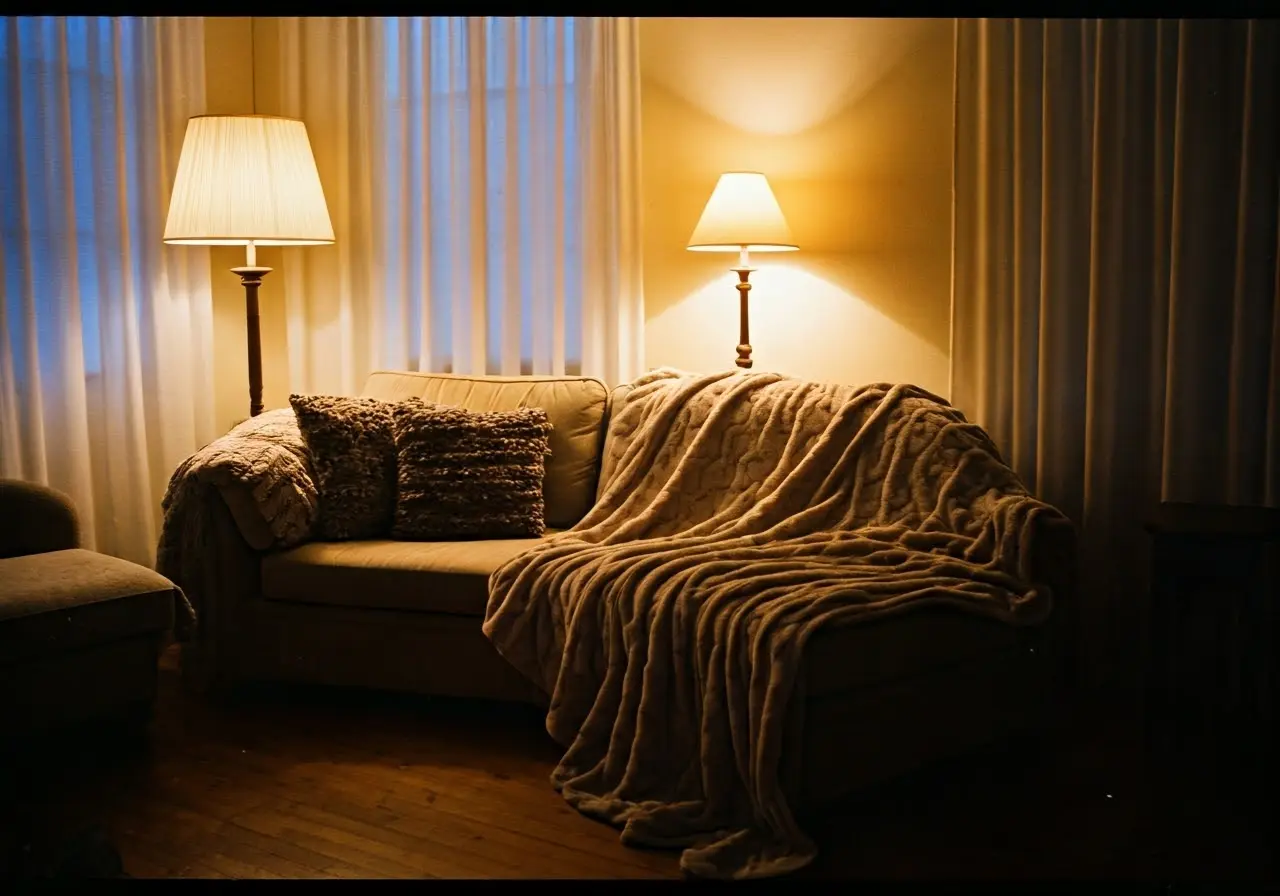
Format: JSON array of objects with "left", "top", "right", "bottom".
[{"left": 951, "top": 19, "right": 1279, "bottom": 687}]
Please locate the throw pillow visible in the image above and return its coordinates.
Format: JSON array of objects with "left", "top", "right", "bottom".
[
  {"left": 289, "top": 393, "right": 399, "bottom": 540},
  {"left": 391, "top": 399, "right": 554, "bottom": 540}
]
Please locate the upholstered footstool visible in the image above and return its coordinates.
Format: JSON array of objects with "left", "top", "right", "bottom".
[{"left": 0, "top": 547, "right": 178, "bottom": 743}]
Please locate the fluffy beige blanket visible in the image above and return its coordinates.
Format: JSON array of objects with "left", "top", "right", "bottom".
[{"left": 483, "top": 369, "right": 1070, "bottom": 879}]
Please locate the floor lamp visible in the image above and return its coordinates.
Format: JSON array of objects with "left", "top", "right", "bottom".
[
  {"left": 163, "top": 115, "right": 334, "bottom": 418},
  {"left": 686, "top": 172, "right": 798, "bottom": 370}
]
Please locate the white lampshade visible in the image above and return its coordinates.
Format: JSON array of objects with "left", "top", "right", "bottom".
[
  {"left": 163, "top": 115, "right": 334, "bottom": 246},
  {"left": 686, "top": 171, "right": 798, "bottom": 253}
]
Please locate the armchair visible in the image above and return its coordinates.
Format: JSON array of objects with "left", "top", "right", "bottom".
[{"left": 0, "top": 480, "right": 180, "bottom": 743}]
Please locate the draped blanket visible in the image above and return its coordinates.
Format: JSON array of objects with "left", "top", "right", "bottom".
[
  {"left": 483, "top": 369, "right": 1071, "bottom": 879},
  {"left": 157, "top": 409, "right": 318, "bottom": 639}
]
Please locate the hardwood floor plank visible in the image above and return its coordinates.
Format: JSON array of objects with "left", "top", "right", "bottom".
[
  {"left": 212, "top": 818, "right": 357, "bottom": 878},
  {"left": 287, "top": 759, "right": 669, "bottom": 876},
  {"left": 170, "top": 855, "right": 230, "bottom": 879},
  {"left": 202, "top": 850, "right": 284, "bottom": 880},
  {"left": 170, "top": 725, "right": 677, "bottom": 876},
  {"left": 323, "top": 863, "right": 374, "bottom": 878},
  {"left": 232, "top": 808, "right": 434, "bottom": 879},
  {"left": 375, "top": 793, "right": 661, "bottom": 879},
  {"left": 300, "top": 749, "right": 635, "bottom": 854},
  {"left": 202, "top": 837, "right": 326, "bottom": 880},
  {"left": 127, "top": 803, "right": 331, "bottom": 880},
  {"left": 284, "top": 801, "right": 529, "bottom": 879},
  {"left": 296, "top": 791, "right": 645, "bottom": 880},
  {"left": 120, "top": 793, "right": 356, "bottom": 878},
  {"left": 141, "top": 742, "right": 569, "bottom": 877}
]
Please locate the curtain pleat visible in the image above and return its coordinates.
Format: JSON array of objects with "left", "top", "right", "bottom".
[
  {"left": 501, "top": 19, "right": 520, "bottom": 377},
  {"left": 0, "top": 16, "right": 214, "bottom": 566},
  {"left": 582, "top": 16, "right": 644, "bottom": 388},
  {"left": 551, "top": 19, "right": 568, "bottom": 378},
  {"left": 952, "top": 18, "right": 1280, "bottom": 685},
  {"left": 274, "top": 16, "right": 644, "bottom": 395}
]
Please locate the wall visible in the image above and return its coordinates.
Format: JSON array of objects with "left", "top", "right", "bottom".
[
  {"left": 203, "top": 17, "right": 290, "bottom": 432},
  {"left": 639, "top": 18, "right": 955, "bottom": 396}
]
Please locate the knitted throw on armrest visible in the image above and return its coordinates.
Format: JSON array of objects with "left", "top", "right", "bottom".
[{"left": 157, "top": 409, "right": 318, "bottom": 638}]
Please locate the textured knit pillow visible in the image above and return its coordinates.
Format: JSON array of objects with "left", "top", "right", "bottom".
[
  {"left": 289, "top": 394, "right": 399, "bottom": 540},
  {"left": 391, "top": 399, "right": 554, "bottom": 540}
]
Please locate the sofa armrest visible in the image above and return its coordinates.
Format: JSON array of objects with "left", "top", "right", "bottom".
[
  {"left": 0, "top": 479, "right": 81, "bottom": 558},
  {"left": 178, "top": 488, "right": 265, "bottom": 694},
  {"left": 1027, "top": 512, "right": 1078, "bottom": 706},
  {"left": 1029, "top": 512, "right": 1077, "bottom": 618}
]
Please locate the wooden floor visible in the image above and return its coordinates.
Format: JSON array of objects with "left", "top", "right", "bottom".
[{"left": 1, "top": 647, "right": 1273, "bottom": 881}]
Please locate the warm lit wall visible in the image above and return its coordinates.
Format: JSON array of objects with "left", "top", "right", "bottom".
[
  {"left": 203, "top": 17, "right": 290, "bottom": 433},
  {"left": 640, "top": 18, "right": 955, "bottom": 396}
]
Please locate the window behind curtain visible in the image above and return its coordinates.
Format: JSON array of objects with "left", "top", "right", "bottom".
[
  {"left": 1, "top": 16, "right": 148, "bottom": 378},
  {"left": 382, "top": 17, "right": 583, "bottom": 375}
]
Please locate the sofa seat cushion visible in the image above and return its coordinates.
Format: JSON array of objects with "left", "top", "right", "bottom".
[
  {"left": 260, "top": 534, "right": 560, "bottom": 617},
  {"left": 0, "top": 548, "right": 177, "bottom": 664}
]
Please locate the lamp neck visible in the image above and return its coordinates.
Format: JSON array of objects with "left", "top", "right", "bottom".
[
  {"left": 245, "top": 239, "right": 257, "bottom": 267},
  {"left": 738, "top": 246, "right": 750, "bottom": 268}
]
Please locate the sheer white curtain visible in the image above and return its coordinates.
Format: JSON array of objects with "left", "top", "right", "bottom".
[
  {"left": 274, "top": 16, "right": 644, "bottom": 395},
  {"left": 0, "top": 16, "right": 216, "bottom": 566}
]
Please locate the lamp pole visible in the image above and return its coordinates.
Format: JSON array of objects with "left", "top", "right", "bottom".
[
  {"left": 732, "top": 246, "right": 755, "bottom": 369},
  {"left": 231, "top": 240, "right": 272, "bottom": 417}
]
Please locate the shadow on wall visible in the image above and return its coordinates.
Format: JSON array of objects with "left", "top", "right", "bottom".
[{"left": 639, "top": 17, "right": 955, "bottom": 396}]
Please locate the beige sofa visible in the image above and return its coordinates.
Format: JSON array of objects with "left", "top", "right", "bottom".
[{"left": 184, "top": 370, "right": 1073, "bottom": 811}]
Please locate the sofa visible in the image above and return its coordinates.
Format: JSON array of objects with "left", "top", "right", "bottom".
[{"left": 175, "top": 370, "right": 1074, "bottom": 813}]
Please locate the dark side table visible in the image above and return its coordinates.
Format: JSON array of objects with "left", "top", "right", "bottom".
[{"left": 1144, "top": 502, "right": 1277, "bottom": 818}]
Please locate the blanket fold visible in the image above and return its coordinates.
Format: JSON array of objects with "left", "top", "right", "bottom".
[
  {"left": 484, "top": 369, "right": 1072, "bottom": 879},
  {"left": 157, "top": 409, "right": 318, "bottom": 639}
]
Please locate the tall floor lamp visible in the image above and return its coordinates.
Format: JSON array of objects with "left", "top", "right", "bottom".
[
  {"left": 686, "top": 172, "right": 798, "bottom": 370},
  {"left": 163, "top": 114, "right": 334, "bottom": 418}
]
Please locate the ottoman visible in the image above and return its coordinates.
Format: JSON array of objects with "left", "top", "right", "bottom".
[{"left": 0, "top": 548, "right": 178, "bottom": 740}]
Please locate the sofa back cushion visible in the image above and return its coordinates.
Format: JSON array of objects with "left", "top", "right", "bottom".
[{"left": 360, "top": 371, "right": 608, "bottom": 528}]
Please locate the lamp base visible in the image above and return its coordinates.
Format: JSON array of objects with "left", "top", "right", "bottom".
[
  {"left": 732, "top": 267, "right": 756, "bottom": 370},
  {"left": 231, "top": 266, "right": 273, "bottom": 418}
]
